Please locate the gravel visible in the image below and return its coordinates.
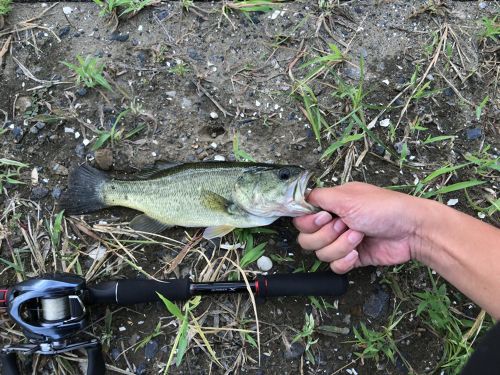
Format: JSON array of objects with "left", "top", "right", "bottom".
[
  {"left": 284, "top": 342, "right": 305, "bottom": 360},
  {"left": 30, "top": 186, "right": 49, "bottom": 200}
]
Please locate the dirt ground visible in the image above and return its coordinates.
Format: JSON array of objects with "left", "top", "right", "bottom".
[{"left": 0, "top": 1, "right": 499, "bottom": 374}]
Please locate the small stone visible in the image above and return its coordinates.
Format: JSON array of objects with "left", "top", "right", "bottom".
[
  {"left": 181, "top": 97, "right": 192, "bottom": 109},
  {"left": 379, "top": 118, "right": 390, "bottom": 127},
  {"left": 165, "top": 91, "right": 176, "bottom": 98},
  {"left": 371, "top": 143, "right": 385, "bottom": 157},
  {"left": 479, "top": 2, "right": 487, "bottom": 9},
  {"left": 75, "top": 143, "right": 85, "bottom": 158},
  {"left": 94, "top": 149, "right": 113, "bottom": 170},
  {"left": 51, "top": 162, "right": 69, "bottom": 176},
  {"left": 118, "top": 326, "right": 126, "bottom": 332},
  {"left": 209, "top": 112, "right": 219, "bottom": 119},
  {"left": 12, "top": 127, "right": 23, "bottom": 143},
  {"left": 30, "top": 186, "right": 49, "bottom": 200},
  {"left": 111, "top": 348, "right": 121, "bottom": 361},
  {"left": 35, "top": 121, "right": 46, "bottom": 130},
  {"left": 363, "top": 289, "right": 390, "bottom": 319},
  {"left": 29, "top": 126, "right": 39, "bottom": 134},
  {"left": 16, "top": 96, "right": 32, "bottom": 113},
  {"left": 63, "top": 6, "right": 73, "bottom": 14},
  {"left": 394, "top": 141, "right": 409, "bottom": 155},
  {"left": 213, "top": 155, "right": 226, "bottom": 161},
  {"left": 76, "top": 87, "right": 88, "bottom": 96},
  {"left": 135, "top": 362, "right": 147, "bottom": 375},
  {"left": 144, "top": 340, "right": 159, "bottom": 360},
  {"left": 52, "top": 186, "right": 63, "bottom": 200},
  {"left": 257, "top": 256, "right": 273, "bottom": 272},
  {"left": 59, "top": 25, "right": 71, "bottom": 38},
  {"left": 284, "top": 342, "right": 305, "bottom": 360},
  {"left": 447, "top": 198, "right": 458, "bottom": 206},
  {"left": 110, "top": 32, "right": 129, "bottom": 42},
  {"left": 466, "top": 128, "right": 482, "bottom": 140},
  {"left": 155, "top": 9, "right": 169, "bottom": 20},
  {"left": 88, "top": 245, "right": 106, "bottom": 260}
]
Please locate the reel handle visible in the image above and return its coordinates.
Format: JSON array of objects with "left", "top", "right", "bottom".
[
  {"left": 0, "top": 351, "right": 20, "bottom": 375},
  {"left": 86, "top": 343, "right": 106, "bottom": 375}
]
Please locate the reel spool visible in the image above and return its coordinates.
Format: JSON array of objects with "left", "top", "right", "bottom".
[{"left": 5, "top": 273, "right": 88, "bottom": 341}]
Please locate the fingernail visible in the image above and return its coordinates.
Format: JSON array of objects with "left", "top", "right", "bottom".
[
  {"left": 333, "top": 219, "right": 347, "bottom": 233},
  {"left": 344, "top": 250, "right": 358, "bottom": 262},
  {"left": 348, "top": 230, "right": 364, "bottom": 244},
  {"left": 314, "top": 211, "right": 332, "bottom": 226}
]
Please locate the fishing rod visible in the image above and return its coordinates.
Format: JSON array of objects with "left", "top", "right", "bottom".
[{"left": 0, "top": 271, "right": 348, "bottom": 375}]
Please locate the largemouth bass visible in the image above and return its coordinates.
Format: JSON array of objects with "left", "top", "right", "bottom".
[{"left": 61, "top": 162, "right": 318, "bottom": 239}]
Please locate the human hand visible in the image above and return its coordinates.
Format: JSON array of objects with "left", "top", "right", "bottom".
[{"left": 293, "top": 182, "right": 422, "bottom": 274}]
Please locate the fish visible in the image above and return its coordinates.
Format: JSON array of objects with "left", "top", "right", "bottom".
[{"left": 60, "top": 162, "right": 318, "bottom": 239}]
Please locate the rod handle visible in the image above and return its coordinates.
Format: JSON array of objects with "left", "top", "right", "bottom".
[
  {"left": 86, "top": 343, "right": 106, "bottom": 375},
  {"left": 0, "top": 352, "right": 20, "bottom": 375},
  {"left": 257, "top": 271, "right": 348, "bottom": 298},
  {"left": 88, "top": 278, "right": 191, "bottom": 305}
]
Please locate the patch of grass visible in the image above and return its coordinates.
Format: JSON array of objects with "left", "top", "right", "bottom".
[
  {"left": 0, "top": 0, "right": 12, "bottom": 15},
  {"left": 0, "top": 158, "right": 28, "bottom": 190},
  {"left": 223, "top": 0, "right": 277, "bottom": 13},
  {"left": 62, "top": 55, "right": 113, "bottom": 91},
  {"left": 92, "top": 109, "right": 145, "bottom": 150},
  {"left": 475, "top": 95, "right": 489, "bottom": 121},
  {"left": 479, "top": 16, "right": 499, "bottom": 43},
  {"left": 297, "top": 43, "right": 344, "bottom": 90},
  {"left": 415, "top": 269, "right": 488, "bottom": 373},
  {"left": 93, "top": 0, "right": 157, "bottom": 18},
  {"left": 168, "top": 60, "right": 190, "bottom": 76},
  {"left": 352, "top": 309, "right": 405, "bottom": 364},
  {"left": 232, "top": 132, "right": 255, "bottom": 161},
  {"left": 292, "top": 313, "right": 318, "bottom": 364}
]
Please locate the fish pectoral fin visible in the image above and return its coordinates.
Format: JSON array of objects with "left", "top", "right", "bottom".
[
  {"left": 129, "top": 214, "right": 171, "bottom": 233},
  {"left": 203, "top": 225, "right": 236, "bottom": 240},
  {"left": 200, "top": 190, "right": 235, "bottom": 213}
]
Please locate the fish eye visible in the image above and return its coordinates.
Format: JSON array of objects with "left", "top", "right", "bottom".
[{"left": 278, "top": 168, "right": 291, "bottom": 181}]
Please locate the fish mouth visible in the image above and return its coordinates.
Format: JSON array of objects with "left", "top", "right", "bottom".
[{"left": 286, "top": 170, "right": 319, "bottom": 216}]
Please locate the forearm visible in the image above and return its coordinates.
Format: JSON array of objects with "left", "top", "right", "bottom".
[{"left": 412, "top": 199, "right": 500, "bottom": 319}]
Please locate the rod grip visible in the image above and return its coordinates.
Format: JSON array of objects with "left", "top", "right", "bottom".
[
  {"left": 0, "top": 352, "right": 20, "bottom": 375},
  {"left": 257, "top": 271, "right": 348, "bottom": 298},
  {"left": 88, "top": 278, "right": 191, "bottom": 305},
  {"left": 86, "top": 343, "right": 106, "bottom": 375}
]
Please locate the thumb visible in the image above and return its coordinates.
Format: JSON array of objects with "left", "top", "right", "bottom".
[{"left": 307, "top": 187, "right": 353, "bottom": 218}]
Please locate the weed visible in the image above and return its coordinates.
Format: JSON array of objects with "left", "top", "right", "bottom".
[
  {"left": 232, "top": 132, "right": 255, "bottom": 161},
  {"left": 62, "top": 55, "right": 113, "bottom": 91},
  {"left": 181, "top": 0, "right": 193, "bottom": 12},
  {"left": 234, "top": 227, "right": 275, "bottom": 269},
  {"left": 0, "top": 158, "right": 28, "bottom": 191},
  {"left": 415, "top": 269, "right": 488, "bottom": 373},
  {"left": 168, "top": 60, "right": 190, "bottom": 76},
  {"left": 475, "top": 95, "right": 489, "bottom": 121},
  {"left": 135, "top": 322, "right": 163, "bottom": 350},
  {"left": 92, "top": 109, "right": 145, "bottom": 150},
  {"left": 93, "top": 0, "right": 157, "bottom": 18},
  {"left": 223, "top": 0, "right": 277, "bottom": 14},
  {"left": 297, "top": 43, "right": 344, "bottom": 89},
  {"left": 292, "top": 313, "right": 318, "bottom": 364},
  {"left": 479, "top": 16, "right": 499, "bottom": 43},
  {"left": 352, "top": 310, "right": 405, "bottom": 364},
  {"left": 298, "top": 85, "right": 330, "bottom": 145},
  {"left": 0, "top": 0, "right": 12, "bottom": 15}
]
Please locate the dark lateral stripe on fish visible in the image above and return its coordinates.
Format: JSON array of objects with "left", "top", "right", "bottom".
[{"left": 60, "top": 165, "right": 110, "bottom": 215}]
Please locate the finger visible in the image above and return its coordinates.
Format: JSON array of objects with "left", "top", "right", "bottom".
[
  {"left": 293, "top": 211, "right": 333, "bottom": 234},
  {"left": 330, "top": 250, "right": 360, "bottom": 274},
  {"left": 298, "top": 219, "right": 348, "bottom": 251},
  {"left": 306, "top": 187, "right": 352, "bottom": 217},
  {"left": 314, "top": 229, "right": 364, "bottom": 262}
]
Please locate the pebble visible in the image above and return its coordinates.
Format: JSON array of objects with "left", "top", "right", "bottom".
[
  {"left": 135, "top": 362, "right": 147, "bottom": 375},
  {"left": 94, "top": 148, "right": 113, "bottom": 170},
  {"left": 181, "top": 97, "right": 192, "bottom": 109},
  {"left": 363, "top": 289, "right": 390, "bottom": 319},
  {"left": 371, "top": 143, "right": 385, "bottom": 157},
  {"left": 62, "top": 6, "right": 73, "bottom": 14},
  {"left": 76, "top": 87, "right": 88, "bottom": 96},
  {"left": 75, "top": 143, "right": 85, "bottom": 158},
  {"left": 214, "top": 155, "right": 226, "bottom": 161},
  {"left": 12, "top": 127, "right": 23, "bottom": 143},
  {"left": 58, "top": 25, "right": 71, "bottom": 38},
  {"left": 30, "top": 186, "right": 49, "bottom": 200},
  {"left": 284, "top": 342, "right": 305, "bottom": 360},
  {"left": 110, "top": 32, "right": 129, "bottom": 42},
  {"left": 209, "top": 111, "right": 219, "bottom": 119},
  {"left": 165, "top": 91, "right": 176, "bottom": 98},
  {"left": 51, "top": 186, "right": 62, "bottom": 200},
  {"left": 394, "top": 141, "right": 409, "bottom": 155},
  {"left": 111, "top": 348, "right": 121, "bottom": 361},
  {"left": 30, "top": 126, "right": 39, "bottom": 134},
  {"left": 479, "top": 2, "right": 487, "bottom": 9},
  {"left": 257, "top": 256, "right": 273, "bottom": 272},
  {"left": 51, "top": 162, "right": 69, "bottom": 176},
  {"left": 155, "top": 9, "right": 169, "bottom": 20},
  {"left": 447, "top": 198, "right": 458, "bottom": 206},
  {"left": 466, "top": 128, "right": 482, "bottom": 140},
  {"left": 379, "top": 118, "right": 391, "bottom": 127},
  {"left": 144, "top": 340, "right": 159, "bottom": 360},
  {"left": 16, "top": 96, "right": 32, "bottom": 113}
]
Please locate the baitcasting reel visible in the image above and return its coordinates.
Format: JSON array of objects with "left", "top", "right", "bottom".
[
  {"left": 0, "top": 273, "right": 105, "bottom": 375},
  {"left": 0, "top": 271, "right": 348, "bottom": 374}
]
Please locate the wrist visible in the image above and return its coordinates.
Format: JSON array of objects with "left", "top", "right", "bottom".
[{"left": 408, "top": 197, "right": 447, "bottom": 266}]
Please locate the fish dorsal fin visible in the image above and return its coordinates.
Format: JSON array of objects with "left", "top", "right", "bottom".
[
  {"left": 135, "top": 161, "right": 182, "bottom": 179},
  {"left": 129, "top": 214, "right": 171, "bottom": 233},
  {"left": 203, "top": 225, "right": 236, "bottom": 239}
]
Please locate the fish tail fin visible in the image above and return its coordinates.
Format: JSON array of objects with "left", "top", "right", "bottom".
[{"left": 60, "top": 165, "right": 111, "bottom": 215}]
